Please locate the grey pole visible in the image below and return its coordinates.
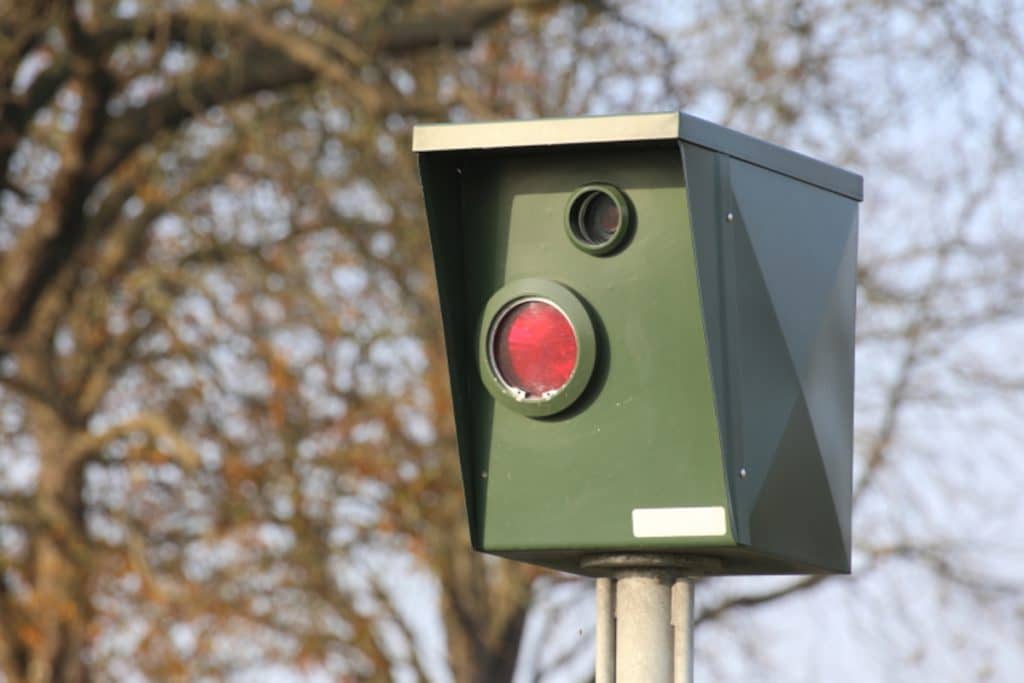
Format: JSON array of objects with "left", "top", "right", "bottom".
[
  {"left": 594, "top": 571, "right": 695, "bottom": 683},
  {"left": 595, "top": 578, "right": 615, "bottom": 683},
  {"left": 614, "top": 574, "right": 673, "bottom": 683},
  {"left": 671, "top": 579, "right": 694, "bottom": 683}
]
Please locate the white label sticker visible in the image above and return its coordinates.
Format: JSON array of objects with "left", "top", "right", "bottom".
[{"left": 631, "top": 506, "right": 728, "bottom": 538}]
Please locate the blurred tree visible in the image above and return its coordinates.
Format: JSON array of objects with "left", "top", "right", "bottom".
[
  {"left": 1, "top": 1, "right": 1023, "bottom": 683},
  {"left": 0, "top": 1, "right": 613, "bottom": 680}
]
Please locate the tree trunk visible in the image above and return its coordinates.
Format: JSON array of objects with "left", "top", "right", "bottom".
[
  {"left": 432, "top": 510, "right": 531, "bottom": 683},
  {"left": 440, "top": 559, "right": 528, "bottom": 683},
  {"left": 18, "top": 354, "right": 91, "bottom": 683},
  {"left": 24, "top": 537, "right": 89, "bottom": 683}
]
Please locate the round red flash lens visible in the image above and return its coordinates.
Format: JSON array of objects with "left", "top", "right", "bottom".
[{"left": 492, "top": 300, "right": 578, "bottom": 398}]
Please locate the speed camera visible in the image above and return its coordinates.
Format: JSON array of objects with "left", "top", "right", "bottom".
[{"left": 413, "top": 112, "right": 863, "bottom": 575}]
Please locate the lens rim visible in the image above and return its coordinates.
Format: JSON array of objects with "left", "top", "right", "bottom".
[
  {"left": 478, "top": 278, "right": 597, "bottom": 418},
  {"left": 565, "top": 183, "right": 631, "bottom": 255}
]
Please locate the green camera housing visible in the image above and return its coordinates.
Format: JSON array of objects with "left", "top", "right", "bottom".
[{"left": 414, "top": 113, "right": 862, "bottom": 575}]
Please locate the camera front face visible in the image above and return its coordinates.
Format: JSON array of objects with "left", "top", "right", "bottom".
[
  {"left": 456, "top": 143, "right": 731, "bottom": 556},
  {"left": 415, "top": 113, "right": 861, "bottom": 576}
]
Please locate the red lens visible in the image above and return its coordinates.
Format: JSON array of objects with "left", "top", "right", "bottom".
[{"left": 492, "top": 299, "right": 578, "bottom": 398}]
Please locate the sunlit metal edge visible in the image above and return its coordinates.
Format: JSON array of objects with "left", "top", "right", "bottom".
[
  {"left": 412, "top": 111, "right": 864, "bottom": 201},
  {"left": 412, "top": 112, "right": 681, "bottom": 151}
]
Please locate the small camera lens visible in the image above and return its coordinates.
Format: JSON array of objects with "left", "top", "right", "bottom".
[
  {"left": 566, "top": 184, "right": 630, "bottom": 255},
  {"left": 579, "top": 192, "right": 620, "bottom": 244}
]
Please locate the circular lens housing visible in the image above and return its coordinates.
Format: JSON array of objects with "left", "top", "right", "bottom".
[
  {"left": 490, "top": 299, "right": 578, "bottom": 400},
  {"left": 566, "top": 184, "right": 631, "bottom": 255},
  {"left": 477, "top": 278, "right": 597, "bottom": 417}
]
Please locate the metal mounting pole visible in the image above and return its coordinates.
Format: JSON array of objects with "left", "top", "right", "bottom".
[
  {"left": 615, "top": 574, "right": 673, "bottom": 683},
  {"left": 595, "top": 578, "right": 615, "bottom": 683},
  {"left": 592, "top": 561, "right": 696, "bottom": 683},
  {"left": 671, "top": 579, "right": 694, "bottom": 683}
]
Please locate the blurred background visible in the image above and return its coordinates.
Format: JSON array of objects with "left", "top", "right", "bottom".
[{"left": 1, "top": 1, "right": 1023, "bottom": 681}]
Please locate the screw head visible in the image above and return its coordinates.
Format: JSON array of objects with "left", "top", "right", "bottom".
[
  {"left": 726, "top": 212, "right": 735, "bottom": 222},
  {"left": 739, "top": 467, "right": 748, "bottom": 479}
]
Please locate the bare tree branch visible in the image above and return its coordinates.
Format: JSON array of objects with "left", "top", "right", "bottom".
[{"left": 67, "top": 413, "right": 201, "bottom": 470}]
